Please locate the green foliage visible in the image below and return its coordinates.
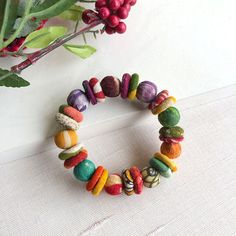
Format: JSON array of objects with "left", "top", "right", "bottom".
[
  {"left": 59, "top": 5, "right": 85, "bottom": 21},
  {"left": 63, "top": 44, "right": 96, "bottom": 59}
]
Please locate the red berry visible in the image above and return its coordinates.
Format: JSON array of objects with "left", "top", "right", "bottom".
[
  {"left": 98, "top": 7, "right": 110, "bottom": 19},
  {"left": 123, "top": 3, "right": 131, "bottom": 12},
  {"left": 119, "top": 0, "right": 124, "bottom": 4},
  {"left": 82, "top": 10, "right": 99, "bottom": 24},
  {"left": 105, "top": 25, "right": 116, "bottom": 34},
  {"left": 124, "top": 0, "right": 132, "bottom": 4},
  {"left": 117, "top": 7, "right": 129, "bottom": 19},
  {"left": 129, "top": 0, "right": 137, "bottom": 6},
  {"left": 108, "top": 0, "right": 121, "bottom": 11},
  {"left": 115, "top": 22, "right": 126, "bottom": 33},
  {"left": 95, "top": 0, "right": 107, "bottom": 9},
  {"left": 107, "top": 15, "right": 120, "bottom": 28}
]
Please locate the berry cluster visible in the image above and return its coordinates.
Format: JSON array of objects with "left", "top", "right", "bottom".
[{"left": 82, "top": 0, "right": 137, "bottom": 34}]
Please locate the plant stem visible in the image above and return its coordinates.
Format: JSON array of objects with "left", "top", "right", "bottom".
[
  {"left": 77, "top": 0, "right": 96, "bottom": 3},
  {"left": 10, "top": 20, "right": 102, "bottom": 74}
]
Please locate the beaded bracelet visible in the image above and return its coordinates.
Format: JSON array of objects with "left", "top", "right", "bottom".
[{"left": 54, "top": 73, "right": 184, "bottom": 196}]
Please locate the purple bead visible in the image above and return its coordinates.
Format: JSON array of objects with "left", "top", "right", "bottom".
[
  {"left": 100, "top": 76, "right": 121, "bottom": 97},
  {"left": 82, "top": 80, "right": 97, "bottom": 105},
  {"left": 136, "top": 81, "right": 157, "bottom": 103},
  {"left": 121, "top": 73, "right": 131, "bottom": 99},
  {"left": 67, "top": 89, "right": 89, "bottom": 112}
]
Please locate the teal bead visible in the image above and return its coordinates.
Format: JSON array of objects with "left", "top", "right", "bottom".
[
  {"left": 158, "top": 107, "right": 180, "bottom": 127},
  {"left": 149, "top": 157, "right": 172, "bottom": 178},
  {"left": 160, "top": 168, "right": 172, "bottom": 178},
  {"left": 73, "top": 159, "right": 95, "bottom": 182}
]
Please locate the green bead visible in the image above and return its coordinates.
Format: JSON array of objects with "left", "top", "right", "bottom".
[
  {"left": 149, "top": 157, "right": 169, "bottom": 173},
  {"left": 160, "top": 168, "right": 172, "bottom": 178},
  {"left": 129, "top": 73, "right": 139, "bottom": 91},
  {"left": 73, "top": 159, "right": 95, "bottom": 182},
  {"left": 159, "top": 126, "right": 184, "bottom": 138},
  {"left": 158, "top": 107, "right": 180, "bottom": 127}
]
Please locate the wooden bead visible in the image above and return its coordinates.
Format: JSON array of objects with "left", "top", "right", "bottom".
[
  {"left": 100, "top": 76, "right": 120, "bottom": 97},
  {"left": 64, "top": 149, "right": 88, "bottom": 169},
  {"left": 136, "top": 81, "right": 157, "bottom": 103},
  {"left": 161, "top": 142, "right": 182, "bottom": 159},
  {"left": 92, "top": 169, "right": 109, "bottom": 196},
  {"left": 73, "top": 159, "right": 95, "bottom": 182},
  {"left": 86, "top": 166, "right": 104, "bottom": 191},
  {"left": 130, "top": 166, "right": 143, "bottom": 194},
  {"left": 54, "top": 130, "right": 78, "bottom": 149},
  {"left": 122, "top": 169, "right": 134, "bottom": 196},
  {"left": 149, "top": 157, "right": 172, "bottom": 178},
  {"left": 128, "top": 73, "right": 139, "bottom": 100},
  {"left": 105, "top": 174, "right": 123, "bottom": 195},
  {"left": 55, "top": 113, "right": 79, "bottom": 130},
  {"left": 151, "top": 96, "right": 176, "bottom": 115},
  {"left": 153, "top": 152, "right": 177, "bottom": 172},
  {"left": 59, "top": 105, "right": 83, "bottom": 123},
  {"left": 158, "top": 107, "right": 180, "bottom": 127},
  {"left": 141, "top": 167, "right": 160, "bottom": 188},
  {"left": 58, "top": 143, "right": 84, "bottom": 160}
]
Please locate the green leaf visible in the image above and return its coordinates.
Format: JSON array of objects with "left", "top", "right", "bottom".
[
  {"left": 63, "top": 44, "right": 96, "bottom": 59},
  {"left": 59, "top": 5, "right": 85, "bottom": 21},
  {"left": 24, "top": 26, "right": 67, "bottom": 48},
  {"left": 0, "top": 68, "right": 30, "bottom": 88},
  {"left": 17, "top": 0, "right": 43, "bottom": 16},
  {"left": 30, "top": 0, "right": 77, "bottom": 20}
]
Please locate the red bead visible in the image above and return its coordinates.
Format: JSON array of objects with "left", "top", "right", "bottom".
[
  {"left": 123, "top": 3, "right": 131, "bottom": 12},
  {"left": 95, "top": 0, "right": 107, "bottom": 9},
  {"left": 108, "top": 0, "right": 121, "bottom": 11},
  {"left": 105, "top": 25, "right": 116, "bottom": 34},
  {"left": 98, "top": 7, "right": 110, "bottom": 19},
  {"left": 115, "top": 22, "right": 126, "bottom": 33},
  {"left": 107, "top": 15, "right": 120, "bottom": 28},
  {"left": 117, "top": 7, "right": 129, "bottom": 19}
]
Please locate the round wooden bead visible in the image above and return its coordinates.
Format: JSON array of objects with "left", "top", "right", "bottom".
[
  {"left": 59, "top": 105, "right": 83, "bottom": 123},
  {"left": 58, "top": 143, "right": 84, "bottom": 160},
  {"left": 82, "top": 80, "right": 97, "bottom": 105},
  {"left": 122, "top": 169, "right": 134, "bottom": 196},
  {"left": 121, "top": 73, "right": 131, "bottom": 99},
  {"left": 73, "top": 159, "right": 95, "bottom": 182},
  {"left": 158, "top": 107, "right": 180, "bottom": 127},
  {"left": 151, "top": 96, "right": 176, "bottom": 115},
  {"left": 141, "top": 167, "right": 160, "bottom": 188},
  {"left": 128, "top": 73, "right": 139, "bottom": 100},
  {"left": 130, "top": 166, "right": 143, "bottom": 194},
  {"left": 153, "top": 152, "right": 177, "bottom": 172},
  {"left": 55, "top": 113, "right": 79, "bottom": 130},
  {"left": 149, "top": 157, "right": 171, "bottom": 178},
  {"left": 64, "top": 149, "right": 88, "bottom": 169},
  {"left": 67, "top": 89, "right": 89, "bottom": 112},
  {"left": 92, "top": 169, "right": 109, "bottom": 196},
  {"left": 105, "top": 174, "right": 123, "bottom": 195},
  {"left": 161, "top": 142, "right": 182, "bottom": 159},
  {"left": 54, "top": 130, "right": 78, "bottom": 149},
  {"left": 136, "top": 81, "right": 157, "bottom": 103},
  {"left": 149, "top": 90, "right": 169, "bottom": 110},
  {"left": 86, "top": 166, "right": 104, "bottom": 191},
  {"left": 100, "top": 76, "right": 121, "bottom": 97},
  {"left": 89, "top": 78, "right": 105, "bottom": 103}
]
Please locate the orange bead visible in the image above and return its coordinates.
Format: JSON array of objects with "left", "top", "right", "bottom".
[
  {"left": 86, "top": 166, "right": 104, "bottom": 192},
  {"left": 161, "top": 142, "right": 181, "bottom": 159}
]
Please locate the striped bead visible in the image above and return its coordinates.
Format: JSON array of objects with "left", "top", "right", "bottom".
[
  {"left": 149, "top": 90, "right": 169, "bottom": 110},
  {"left": 54, "top": 130, "right": 78, "bottom": 149},
  {"left": 89, "top": 78, "right": 105, "bottom": 103},
  {"left": 122, "top": 169, "right": 134, "bottom": 196},
  {"left": 141, "top": 167, "right": 160, "bottom": 188}
]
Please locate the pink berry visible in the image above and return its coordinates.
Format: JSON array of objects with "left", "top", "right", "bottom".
[
  {"left": 129, "top": 0, "right": 137, "bottom": 6},
  {"left": 115, "top": 22, "right": 126, "bottom": 33},
  {"left": 119, "top": 0, "right": 124, "bottom": 4},
  {"left": 107, "top": 15, "right": 120, "bottom": 28},
  {"left": 82, "top": 10, "right": 99, "bottom": 24},
  {"left": 105, "top": 25, "right": 116, "bottom": 34},
  {"left": 108, "top": 0, "right": 121, "bottom": 11},
  {"left": 98, "top": 7, "right": 110, "bottom": 19},
  {"left": 95, "top": 0, "right": 107, "bottom": 9},
  {"left": 117, "top": 7, "right": 129, "bottom": 19},
  {"left": 123, "top": 3, "right": 131, "bottom": 12},
  {"left": 124, "top": 0, "right": 132, "bottom": 4}
]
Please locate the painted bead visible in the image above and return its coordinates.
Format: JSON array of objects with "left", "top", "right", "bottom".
[
  {"left": 122, "top": 169, "right": 134, "bottom": 196},
  {"left": 55, "top": 113, "right": 79, "bottom": 130},
  {"left": 105, "top": 174, "right": 123, "bottom": 195},
  {"left": 86, "top": 166, "right": 104, "bottom": 191},
  {"left": 159, "top": 136, "right": 184, "bottom": 144},
  {"left": 153, "top": 152, "right": 177, "bottom": 172},
  {"left": 160, "top": 168, "right": 172, "bottom": 178},
  {"left": 92, "top": 169, "right": 109, "bottom": 196},
  {"left": 59, "top": 105, "right": 83, "bottom": 123},
  {"left": 136, "top": 81, "right": 157, "bottom": 103},
  {"left": 158, "top": 107, "right": 180, "bottom": 127},
  {"left": 58, "top": 143, "right": 84, "bottom": 160},
  {"left": 67, "top": 89, "right": 89, "bottom": 112},
  {"left": 89, "top": 78, "right": 105, "bottom": 103},
  {"left": 121, "top": 73, "right": 131, "bottom": 99},
  {"left": 128, "top": 73, "right": 139, "bottom": 100},
  {"left": 149, "top": 90, "right": 169, "bottom": 110},
  {"left": 82, "top": 80, "right": 97, "bottom": 105},
  {"left": 64, "top": 149, "right": 88, "bottom": 169},
  {"left": 130, "top": 166, "right": 143, "bottom": 194},
  {"left": 159, "top": 126, "right": 184, "bottom": 138},
  {"left": 54, "top": 130, "right": 78, "bottom": 149},
  {"left": 73, "top": 159, "right": 96, "bottom": 182},
  {"left": 100, "top": 76, "right": 121, "bottom": 97},
  {"left": 151, "top": 96, "right": 176, "bottom": 115},
  {"left": 161, "top": 142, "right": 182, "bottom": 159},
  {"left": 149, "top": 157, "right": 171, "bottom": 178},
  {"left": 141, "top": 167, "right": 160, "bottom": 188}
]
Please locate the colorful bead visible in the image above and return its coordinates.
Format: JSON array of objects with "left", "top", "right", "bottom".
[
  {"left": 55, "top": 113, "right": 79, "bottom": 130},
  {"left": 100, "top": 76, "right": 120, "bottom": 97},
  {"left": 122, "top": 169, "right": 134, "bottom": 195},
  {"left": 54, "top": 130, "right": 78, "bottom": 149},
  {"left": 141, "top": 167, "right": 160, "bottom": 188},
  {"left": 159, "top": 136, "right": 184, "bottom": 144},
  {"left": 58, "top": 143, "right": 84, "bottom": 160},
  {"left": 82, "top": 80, "right": 97, "bottom": 105},
  {"left": 161, "top": 142, "right": 182, "bottom": 159},
  {"left": 89, "top": 78, "right": 105, "bottom": 103},
  {"left": 149, "top": 90, "right": 169, "bottom": 110},
  {"left": 59, "top": 105, "right": 83, "bottom": 123},
  {"left": 158, "top": 107, "right": 180, "bottom": 127},
  {"left": 64, "top": 149, "right": 88, "bottom": 169},
  {"left": 153, "top": 152, "right": 177, "bottom": 172},
  {"left": 136, "top": 81, "right": 157, "bottom": 103},
  {"left": 151, "top": 96, "right": 176, "bottom": 115},
  {"left": 120, "top": 73, "right": 131, "bottom": 99},
  {"left": 160, "top": 168, "right": 172, "bottom": 178},
  {"left": 73, "top": 159, "right": 96, "bottom": 182},
  {"left": 128, "top": 73, "right": 139, "bottom": 100},
  {"left": 67, "top": 89, "right": 89, "bottom": 112},
  {"left": 105, "top": 174, "right": 123, "bottom": 195},
  {"left": 92, "top": 169, "right": 109, "bottom": 196},
  {"left": 159, "top": 126, "right": 184, "bottom": 138},
  {"left": 130, "top": 166, "right": 143, "bottom": 194},
  {"left": 149, "top": 157, "right": 171, "bottom": 178},
  {"left": 86, "top": 166, "right": 104, "bottom": 191}
]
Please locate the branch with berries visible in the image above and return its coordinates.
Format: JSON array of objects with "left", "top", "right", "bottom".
[{"left": 0, "top": 0, "right": 137, "bottom": 88}]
